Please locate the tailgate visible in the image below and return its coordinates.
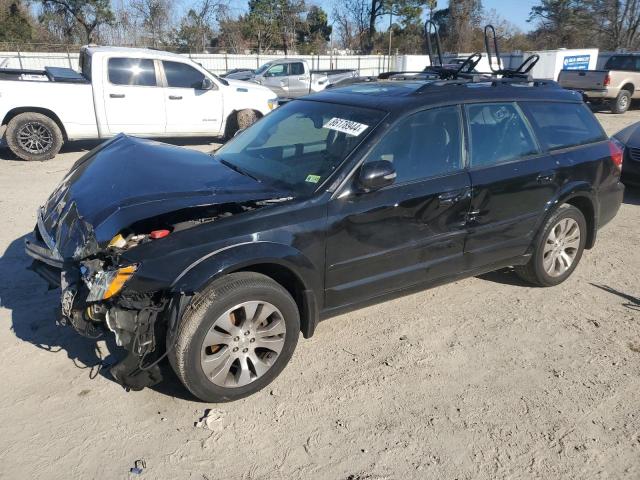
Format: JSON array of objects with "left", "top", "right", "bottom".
[{"left": 558, "top": 70, "right": 608, "bottom": 90}]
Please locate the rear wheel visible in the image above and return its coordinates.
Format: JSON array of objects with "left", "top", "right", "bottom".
[
  {"left": 612, "top": 90, "right": 631, "bottom": 114},
  {"left": 169, "top": 272, "right": 300, "bottom": 402},
  {"left": 6, "top": 112, "right": 63, "bottom": 161},
  {"left": 515, "top": 204, "right": 587, "bottom": 287}
]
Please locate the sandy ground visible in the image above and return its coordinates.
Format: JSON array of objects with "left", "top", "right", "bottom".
[{"left": 0, "top": 111, "right": 639, "bottom": 480}]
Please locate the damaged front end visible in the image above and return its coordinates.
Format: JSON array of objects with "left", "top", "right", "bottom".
[
  {"left": 26, "top": 219, "right": 174, "bottom": 390},
  {"left": 24, "top": 135, "right": 292, "bottom": 391}
]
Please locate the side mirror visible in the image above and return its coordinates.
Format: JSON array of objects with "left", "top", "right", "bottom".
[
  {"left": 357, "top": 160, "right": 396, "bottom": 192},
  {"left": 201, "top": 77, "right": 215, "bottom": 90}
]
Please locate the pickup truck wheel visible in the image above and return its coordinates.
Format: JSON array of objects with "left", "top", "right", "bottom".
[
  {"left": 6, "top": 112, "right": 63, "bottom": 161},
  {"left": 514, "top": 204, "right": 587, "bottom": 287},
  {"left": 612, "top": 90, "right": 631, "bottom": 114},
  {"left": 237, "top": 109, "right": 258, "bottom": 130},
  {"left": 169, "top": 272, "right": 300, "bottom": 402}
]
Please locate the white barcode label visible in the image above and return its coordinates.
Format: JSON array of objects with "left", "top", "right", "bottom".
[{"left": 323, "top": 118, "right": 369, "bottom": 137}]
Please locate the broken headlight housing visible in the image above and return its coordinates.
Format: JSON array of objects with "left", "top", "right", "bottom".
[{"left": 86, "top": 264, "right": 138, "bottom": 302}]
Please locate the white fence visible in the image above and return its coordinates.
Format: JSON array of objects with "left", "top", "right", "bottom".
[
  {"left": 0, "top": 51, "right": 395, "bottom": 76},
  {"left": 0, "top": 50, "right": 635, "bottom": 78}
]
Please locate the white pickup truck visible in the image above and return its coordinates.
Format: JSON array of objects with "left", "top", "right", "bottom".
[{"left": 0, "top": 46, "right": 277, "bottom": 161}]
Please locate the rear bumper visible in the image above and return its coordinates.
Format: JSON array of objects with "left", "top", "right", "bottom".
[{"left": 581, "top": 88, "right": 615, "bottom": 100}]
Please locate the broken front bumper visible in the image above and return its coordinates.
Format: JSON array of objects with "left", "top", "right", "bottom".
[{"left": 24, "top": 224, "right": 170, "bottom": 391}]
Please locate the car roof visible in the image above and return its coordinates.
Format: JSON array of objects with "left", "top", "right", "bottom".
[
  {"left": 304, "top": 79, "right": 584, "bottom": 113},
  {"left": 82, "top": 45, "right": 189, "bottom": 61}
]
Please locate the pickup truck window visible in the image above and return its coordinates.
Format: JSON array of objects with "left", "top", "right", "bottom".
[
  {"left": 604, "top": 55, "right": 640, "bottom": 72},
  {"left": 108, "top": 58, "right": 157, "bottom": 87},
  {"left": 290, "top": 63, "right": 305, "bottom": 75},
  {"left": 214, "top": 100, "right": 385, "bottom": 195},
  {"left": 162, "top": 61, "right": 205, "bottom": 89},
  {"left": 267, "top": 64, "right": 288, "bottom": 77},
  {"left": 466, "top": 103, "right": 538, "bottom": 167},
  {"left": 520, "top": 102, "right": 606, "bottom": 151},
  {"left": 364, "top": 106, "right": 462, "bottom": 183}
]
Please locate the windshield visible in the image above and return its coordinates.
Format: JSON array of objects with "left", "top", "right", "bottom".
[
  {"left": 255, "top": 63, "right": 272, "bottom": 75},
  {"left": 214, "top": 100, "right": 385, "bottom": 195}
]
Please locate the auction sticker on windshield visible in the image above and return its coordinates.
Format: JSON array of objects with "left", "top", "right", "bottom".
[{"left": 323, "top": 118, "right": 369, "bottom": 136}]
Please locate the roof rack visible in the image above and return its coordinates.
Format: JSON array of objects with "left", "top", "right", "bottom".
[{"left": 484, "top": 25, "right": 540, "bottom": 79}]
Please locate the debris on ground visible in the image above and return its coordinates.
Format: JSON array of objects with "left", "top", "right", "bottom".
[
  {"left": 195, "top": 409, "right": 226, "bottom": 431},
  {"left": 130, "top": 459, "right": 146, "bottom": 475}
]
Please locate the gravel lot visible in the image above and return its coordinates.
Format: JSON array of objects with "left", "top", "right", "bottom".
[{"left": 1, "top": 111, "right": 639, "bottom": 480}]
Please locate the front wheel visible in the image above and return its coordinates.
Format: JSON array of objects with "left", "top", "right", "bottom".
[
  {"left": 515, "top": 204, "right": 587, "bottom": 287},
  {"left": 6, "top": 112, "right": 63, "bottom": 161},
  {"left": 169, "top": 272, "right": 300, "bottom": 402}
]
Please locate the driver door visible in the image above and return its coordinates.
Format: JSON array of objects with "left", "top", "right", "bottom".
[
  {"left": 325, "top": 106, "right": 472, "bottom": 309},
  {"left": 262, "top": 63, "right": 290, "bottom": 97}
]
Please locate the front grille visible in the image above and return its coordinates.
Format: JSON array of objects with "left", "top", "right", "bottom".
[{"left": 630, "top": 147, "right": 640, "bottom": 162}]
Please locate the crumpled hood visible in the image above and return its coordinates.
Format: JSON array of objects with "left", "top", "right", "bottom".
[{"left": 39, "top": 135, "right": 288, "bottom": 260}]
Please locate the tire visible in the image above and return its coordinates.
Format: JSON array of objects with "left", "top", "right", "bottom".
[
  {"left": 514, "top": 204, "right": 587, "bottom": 287},
  {"left": 6, "top": 112, "right": 63, "bottom": 161},
  {"left": 237, "top": 109, "right": 258, "bottom": 130},
  {"left": 169, "top": 272, "right": 300, "bottom": 402},
  {"left": 612, "top": 90, "right": 631, "bottom": 114}
]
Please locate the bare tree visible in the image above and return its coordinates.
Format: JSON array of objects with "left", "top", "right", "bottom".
[
  {"left": 130, "top": 0, "right": 172, "bottom": 48},
  {"left": 38, "top": 0, "right": 114, "bottom": 43}
]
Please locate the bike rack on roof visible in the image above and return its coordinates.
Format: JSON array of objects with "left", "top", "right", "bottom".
[{"left": 484, "top": 25, "right": 540, "bottom": 78}]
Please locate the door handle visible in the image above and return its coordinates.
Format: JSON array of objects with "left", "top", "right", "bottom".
[
  {"left": 299, "top": 76, "right": 309, "bottom": 80},
  {"left": 536, "top": 171, "right": 556, "bottom": 183},
  {"left": 109, "top": 93, "right": 125, "bottom": 98},
  {"left": 438, "top": 193, "right": 461, "bottom": 205},
  {"left": 169, "top": 95, "right": 183, "bottom": 100}
]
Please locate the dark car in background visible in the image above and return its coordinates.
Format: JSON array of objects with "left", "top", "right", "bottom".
[
  {"left": 25, "top": 77, "right": 624, "bottom": 402},
  {"left": 613, "top": 122, "right": 640, "bottom": 186}
]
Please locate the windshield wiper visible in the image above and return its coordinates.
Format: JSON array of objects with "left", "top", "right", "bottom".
[{"left": 219, "top": 158, "right": 261, "bottom": 182}]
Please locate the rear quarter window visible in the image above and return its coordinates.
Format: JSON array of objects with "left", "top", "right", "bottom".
[{"left": 520, "top": 102, "right": 606, "bottom": 151}]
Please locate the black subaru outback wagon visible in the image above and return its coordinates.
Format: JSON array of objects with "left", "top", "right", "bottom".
[{"left": 26, "top": 77, "right": 624, "bottom": 402}]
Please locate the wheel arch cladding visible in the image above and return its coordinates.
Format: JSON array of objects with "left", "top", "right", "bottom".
[
  {"left": 543, "top": 184, "right": 596, "bottom": 250},
  {"left": 3, "top": 107, "right": 68, "bottom": 141},
  {"left": 170, "top": 242, "right": 321, "bottom": 338},
  {"left": 564, "top": 195, "right": 596, "bottom": 249}
]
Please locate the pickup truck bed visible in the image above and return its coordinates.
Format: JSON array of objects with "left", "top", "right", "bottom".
[
  {"left": 558, "top": 54, "right": 640, "bottom": 113},
  {"left": 0, "top": 66, "right": 88, "bottom": 83}
]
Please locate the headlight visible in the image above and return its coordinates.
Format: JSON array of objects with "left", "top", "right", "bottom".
[
  {"left": 87, "top": 264, "right": 138, "bottom": 302},
  {"left": 268, "top": 98, "right": 278, "bottom": 110}
]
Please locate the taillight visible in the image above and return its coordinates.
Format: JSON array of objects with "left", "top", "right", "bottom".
[
  {"left": 603, "top": 74, "right": 611, "bottom": 87},
  {"left": 608, "top": 138, "right": 624, "bottom": 171}
]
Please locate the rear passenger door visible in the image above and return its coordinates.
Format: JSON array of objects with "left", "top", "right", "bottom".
[
  {"left": 287, "top": 62, "right": 310, "bottom": 97},
  {"left": 463, "top": 102, "right": 560, "bottom": 269},
  {"left": 103, "top": 57, "right": 166, "bottom": 135},
  {"left": 325, "top": 106, "right": 472, "bottom": 308}
]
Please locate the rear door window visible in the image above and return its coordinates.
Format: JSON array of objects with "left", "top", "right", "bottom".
[
  {"left": 520, "top": 102, "right": 606, "bottom": 150},
  {"left": 162, "top": 61, "right": 206, "bottom": 89},
  {"left": 604, "top": 55, "right": 640, "bottom": 72},
  {"left": 465, "top": 103, "right": 538, "bottom": 168},
  {"left": 290, "top": 62, "right": 305, "bottom": 75},
  {"left": 108, "top": 58, "right": 157, "bottom": 86}
]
